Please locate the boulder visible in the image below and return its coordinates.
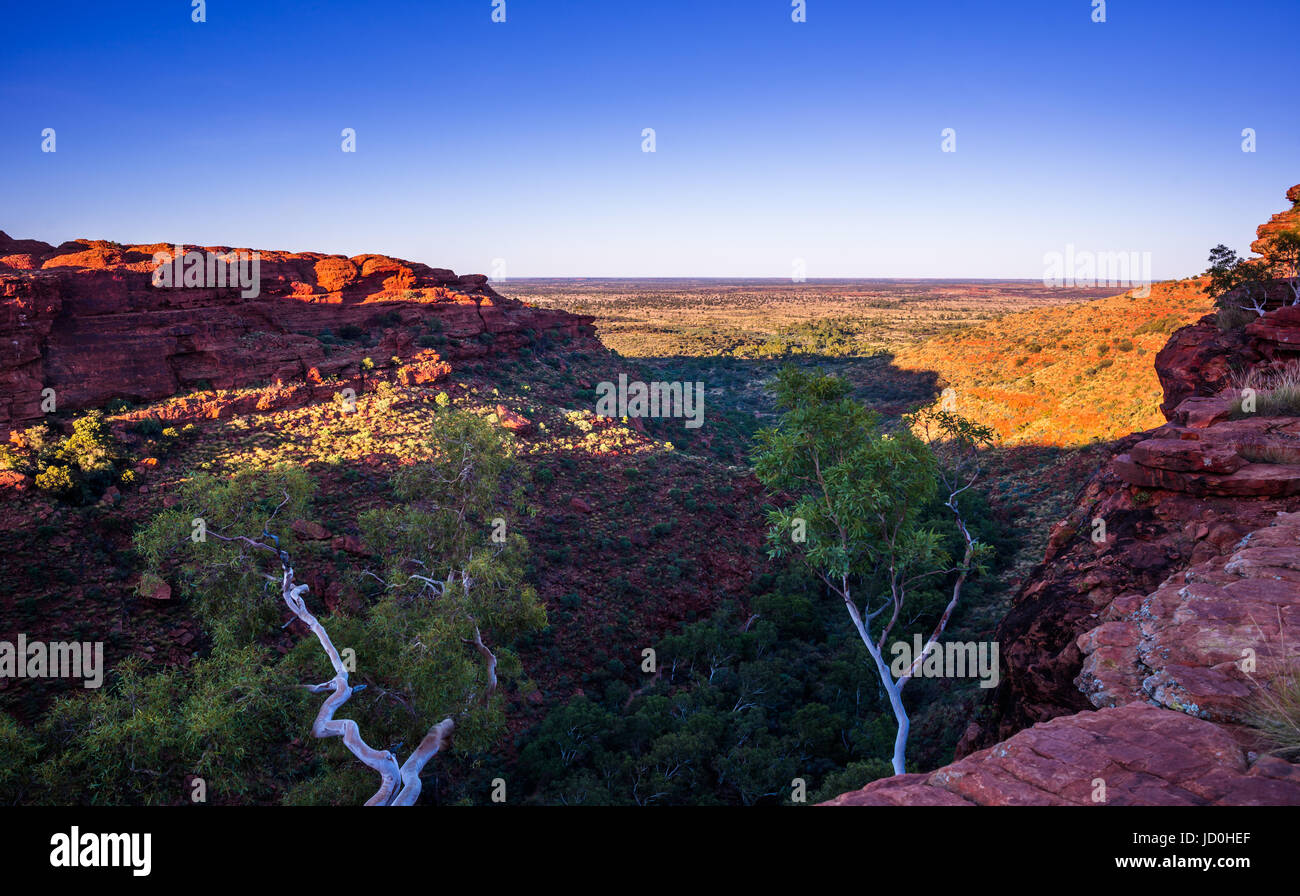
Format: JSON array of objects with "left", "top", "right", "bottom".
[{"left": 825, "top": 704, "right": 1300, "bottom": 806}]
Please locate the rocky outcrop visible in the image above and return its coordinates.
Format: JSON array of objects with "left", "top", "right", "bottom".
[
  {"left": 961, "top": 439, "right": 1297, "bottom": 749},
  {"left": 831, "top": 184, "right": 1300, "bottom": 806},
  {"left": 1154, "top": 318, "right": 1250, "bottom": 418},
  {"left": 1114, "top": 416, "right": 1300, "bottom": 497},
  {"left": 965, "top": 369, "right": 1300, "bottom": 755},
  {"left": 1077, "top": 511, "right": 1300, "bottom": 723},
  {"left": 1249, "top": 183, "right": 1300, "bottom": 257},
  {"left": 1154, "top": 184, "right": 1300, "bottom": 417},
  {"left": 825, "top": 703, "right": 1300, "bottom": 806},
  {"left": 0, "top": 233, "right": 595, "bottom": 435},
  {"left": 835, "top": 496, "right": 1300, "bottom": 806}
]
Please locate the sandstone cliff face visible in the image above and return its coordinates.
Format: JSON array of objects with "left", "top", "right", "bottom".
[
  {"left": 0, "top": 233, "right": 595, "bottom": 435},
  {"left": 831, "top": 184, "right": 1300, "bottom": 806}
]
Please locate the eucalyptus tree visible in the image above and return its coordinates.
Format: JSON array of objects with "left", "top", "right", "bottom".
[
  {"left": 753, "top": 367, "right": 992, "bottom": 775},
  {"left": 133, "top": 409, "right": 544, "bottom": 804}
]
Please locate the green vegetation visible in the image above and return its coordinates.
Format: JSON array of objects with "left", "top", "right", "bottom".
[
  {"left": 7, "top": 410, "right": 544, "bottom": 805},
  {"left": 1230, "top": 363, "right": 1300, "bottom": 418},
  {"left": 753, "top": 368, "right": 992, "bottom": 774},
  {"left": 1206, "top": 235, "right": 1300, "bottom": 329},
  {"left": 1, "top": 411, "right": 128, "bottom": 502},
  {"left": 517, "top": 589, "right": 897, "bottom": 805}
]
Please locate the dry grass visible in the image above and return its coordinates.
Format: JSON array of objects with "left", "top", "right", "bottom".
[
  {"left": 1246, "top": 666, "right": 1300, "bottom": 760},
  {"left": 1231, "top": 361, "right": 1300, "bottom": 418}
]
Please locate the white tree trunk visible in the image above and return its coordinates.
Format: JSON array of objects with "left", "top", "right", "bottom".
[{"left": 281, "top": 566, "right": 460, "bottom": 806}]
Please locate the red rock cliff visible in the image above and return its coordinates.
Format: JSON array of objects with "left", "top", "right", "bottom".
[{"left": 0, "top": 234, "right": 595, "bottom": 434}]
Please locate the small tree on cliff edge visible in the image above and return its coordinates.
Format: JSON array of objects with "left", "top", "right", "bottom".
[
  {"left": 1206, "top": 235, "right": 1300, "bottom": 316},
  {"left": 753, "top": 367, "right": 992, "bottom": 775}
]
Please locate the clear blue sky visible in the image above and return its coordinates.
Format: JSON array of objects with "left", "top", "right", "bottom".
[{"left": 2, "top": 0, "right": 1296, "bottom": 278}]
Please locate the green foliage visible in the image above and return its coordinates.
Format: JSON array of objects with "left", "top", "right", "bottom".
[
  {"left": 753, "top": 367, "right": 944, "bottom": 597},
  {"left": 134, "top": 465, "right": 314, "bottom": 651},
  {"left": 116, "top": 412, "right": 546, "bottom": 804},
  {"left": 6, "top": 411, "right": 127, "bottom": 502},
  {"left": 1205, "top": 238, "right": 1299, "bottom": 328},
  {"left": 750, "top": 367, "right": 994, "bottom": 773},
  {"left": 0, "top": 711, "right": 39, "bottom": 804},
  {"left": 746, "top": 317, "right": 881, "bottom": 358},
  {"left": 133, "top": 417, "right": 165, "bottom": 438},
  {"left": 1245, "top": 667, "right": 1300, "bottom": 761},
  {"left": 517, "top": 593, "right": 896, "bottom": 805},
  {"left": 61, "top": 411, "right": 118, "bottom": 474},
  {"left": 32, "top": 651, "right": 304, "bottom": 805},
  {"left": 350, "top": 410, "right": 547, "bottom": 763},
  {"left": 1133, "top": 314, "right": 1185, "bottom": 336},
  {"left": 34, "top": 464, "right": 76, "bottom": 495}
]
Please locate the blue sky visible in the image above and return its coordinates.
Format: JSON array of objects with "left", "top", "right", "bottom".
[{"left": 1, "top": 0, "right": 1296, "bottom": 278}]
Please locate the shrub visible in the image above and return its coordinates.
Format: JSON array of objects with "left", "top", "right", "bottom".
[
  {"left": 1216, "top": 303, "right": 1255, "bottom": 332},
  {"left": 34, "top": 464, "right": 76, "bottom": 494},
  {"left": 60, "top": 411, "right": 118, "bottom": 475},
  {"left": 133, "top": 417, "right": 165, "bottom": 438},
  {"left": 0, "top": 712, "right": 39, "bottom": 803}
]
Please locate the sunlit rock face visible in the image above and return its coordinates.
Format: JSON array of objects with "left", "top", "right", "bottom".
[{"left": 0, "top": 233, "right": 595, "bottom": 435}]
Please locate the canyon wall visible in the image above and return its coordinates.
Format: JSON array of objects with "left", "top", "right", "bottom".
[{"left": 0, "top": 234, "right": 595, "bottom": 435}]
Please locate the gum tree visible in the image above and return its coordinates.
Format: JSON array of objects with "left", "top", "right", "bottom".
[
  {"left": 753, "top": 367, "right": 992, "bottom": 775},
  {"left": 134, "top": 409, "right": 543, "bottom": 804},
  {"left": 1206, "top": 234, "right": 1300, "bottom": 316}
]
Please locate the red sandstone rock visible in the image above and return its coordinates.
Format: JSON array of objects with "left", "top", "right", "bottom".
[
  {"left": 1154, "top": 319, "right": 1250, "bottom": 419},
  {"left": 0, "top": 235, "right": 595, "bottom": 435},
  {"left": 1247, "top": 304, "right": 1300, "bottom": 349},
  {"left": 290, "top": 519, "right": 330, "bottom": 541},
  {"left": 1250, "top": 184, "right": 1300, "bottom": 257},
  {"left": 494, "top": 404, "right": 532, "bottom": 433},
  {"left": 1114, "top": 453, "right": 1300, "bottom": 497},
  {"left": 825, "top": 704, "right": 1300, "bottom": 806},
  {"left": 1078, "top": 511, "right": 1300, "bottom": 723},
  {"left": 569, "top": 497, "right": 594, "bottom": 513},
  {"left": 0, "top": 469, "right": 31, "bottom": 497},
  {"left": 332, "top": 535, "right": 370, "bottom": 556},
  {"left": 1129, "top": 437, "right": 1245, "bottom": 473}
]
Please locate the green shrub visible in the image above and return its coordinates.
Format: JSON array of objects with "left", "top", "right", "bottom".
[
  {"left": 133, "top": 417, "right": 165, "bottom": 438},
  {"left": 34, "top": 464, "right": 75, "bottom": 494}
]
